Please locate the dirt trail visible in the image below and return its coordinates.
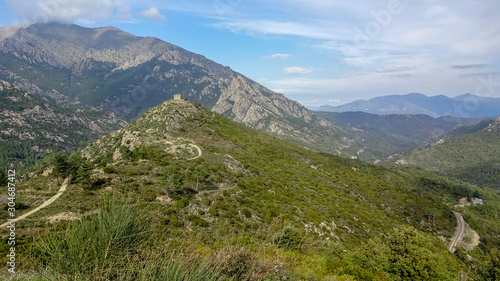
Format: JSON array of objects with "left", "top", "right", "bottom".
[
  {"left": 1, "top": 178, "right": 69, "bottom": 228},
  {"left": 187, "top": 144, "right": 202, "bottom": 160}
]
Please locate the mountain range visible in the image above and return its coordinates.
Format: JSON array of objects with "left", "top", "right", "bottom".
[
  {"left": 3, "top": 23, "right": 496, "bottom": 165},
  {"left": 318, "top": 93, "right": 500, "bottom": 118},
  {"left": 1, "top": 21, "right": 500, "bottom": 280},
  {"left": 0, "top": 23, "right": 353, "bottom": 157}
]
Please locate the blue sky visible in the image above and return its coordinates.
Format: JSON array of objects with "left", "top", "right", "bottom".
[{"left": 1, "top": 0, "right": 499, "bottom": 107}]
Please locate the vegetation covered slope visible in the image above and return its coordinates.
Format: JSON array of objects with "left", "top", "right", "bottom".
[
  {"left": 315, "top": 111, "right": 485, "bottom": 161},
  {"left": 0, "top": 80, "right": 126, "bottom": 169},
  {"left": 389, "top": 118, "right": 500, "bottom": 189},
  {"left": 2, "top": 100, "right": 500, "bottom": 280}
]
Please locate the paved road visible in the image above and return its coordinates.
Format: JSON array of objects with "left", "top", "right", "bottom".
[
  {"left": 1, "top": 178, "right": 69, "bottom": 228},
  {"left": 449, "top": 211, "right": 466, "bottom": 253}
]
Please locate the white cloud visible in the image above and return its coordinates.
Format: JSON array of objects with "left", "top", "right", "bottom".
[
  {"left": 283, "top": 67, "right": 314, "bottom": 75},
  {"left": 375, "top": 65, "right": 413, "bottom": 73},
  {"left": 6, "top": 0, "right": 130, "bottom": 24},
  {"left": 264, "top": 53, "right": 292, "bottom": 59},
  {"left": 141, "top": 7, "right": 165, "bottom": 21}
]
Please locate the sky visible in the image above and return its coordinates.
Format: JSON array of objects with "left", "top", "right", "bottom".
[{"left": 1, "top": 0, "right": 499, "bottom": 107}]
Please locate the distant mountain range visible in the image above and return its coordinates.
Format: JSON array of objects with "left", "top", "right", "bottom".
[{"left": 318, "top": 93, "right": 500, "bottom": 118}]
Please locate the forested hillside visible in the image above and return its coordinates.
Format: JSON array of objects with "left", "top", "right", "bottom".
[{"left": 2, "top": 100, "right": 500, "bottom": 280}]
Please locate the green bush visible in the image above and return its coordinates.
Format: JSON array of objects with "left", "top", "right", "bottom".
[
  {"left": 176, "top": 198, "right": 189, "bottom": 208},
  {"left": 188, "top": 215, "right": 209, "bottom": 227},
  {"left": 208, "top": 207, "right": 219, "bottom": 217},
  {"left": 103, "top": 166, "right": 117, "bottom": 174},
  {"left": 273, "top": 226, "right": 304, "bottom": 250},
  {"left": 242, "top": 208, "right": 252, "bottom": 218}
]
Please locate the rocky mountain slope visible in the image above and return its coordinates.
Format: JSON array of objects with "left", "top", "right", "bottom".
[
  {"left": 0, "top": 23, "right": 353, "bottom": 156},
  {"left": 0, "top": 80, "right": 126, "bottom": 168},
  {"left": 7, "top": 99, "right": 500, "bottom": 280},
  {"left": 319, "top": 93, "right": 500, "bottom": 118}
]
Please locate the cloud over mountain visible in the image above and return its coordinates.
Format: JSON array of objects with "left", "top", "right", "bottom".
[{"left": 140, "top": 7, "right": 165, "bottom": 21}]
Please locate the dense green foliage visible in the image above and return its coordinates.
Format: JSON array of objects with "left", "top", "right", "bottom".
[
  {"left": 4, "top": 100, "right": 500, "bottom": 280},
  {"left": 393, "top": 129, "right": 500, "bottom": 189}
]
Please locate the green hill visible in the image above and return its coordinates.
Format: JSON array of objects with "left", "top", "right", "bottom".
[
  {"left": 388, "top": 119, "right": 500, "bottom": 189},
  {"left": 2, "top": 100, "right": 500, "bottom": 280}
]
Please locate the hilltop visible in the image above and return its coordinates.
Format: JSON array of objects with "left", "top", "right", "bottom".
[{"left": 3, "top": 99, "right": 500, "bottom": 280}]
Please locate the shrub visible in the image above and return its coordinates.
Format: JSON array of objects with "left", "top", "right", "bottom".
[
  {"left": 143, "top": 191, "right": 157, "bottom": 202},
  {"left": 208, "top": 207, "right": 219, "bottom": 217},
  {"left": 177, "top": 198, "right": 189, "bottom": 208},
  {"left": 30, "top": 196, "right": 148, "bottom": 280},
  {"left": 188, "top": 215, "right": 209, "bottom": 227},
  {"left": 103, "top": 166, "right": 117, "bottom": 174},
  {"left": 242, "top": 208, "right": 252, "bottom": 218},
  {"left": 273, "top": 226, "right": 304, "bottom": 250}
]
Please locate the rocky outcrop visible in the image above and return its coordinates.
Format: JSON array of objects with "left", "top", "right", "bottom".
[
  {"left": 485, "top": 117, "right": 500, "bottom": 132},
  {"left": 0, "top": 82, "right": 127, "bottom": 167}
]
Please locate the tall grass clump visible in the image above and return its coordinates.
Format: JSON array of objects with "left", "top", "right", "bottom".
[
  {"left": 30, "top": 196, "right": 148, "bottom": 280},
  {"left": 28, "top": 196, "right": 234, "bottom": 281}
]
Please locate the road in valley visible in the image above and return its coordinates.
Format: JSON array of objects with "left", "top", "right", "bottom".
[{"left": 449, "top": 211, "right": 466, "bottom": 253}]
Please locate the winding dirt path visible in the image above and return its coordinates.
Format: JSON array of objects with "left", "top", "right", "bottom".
[
  {"left": 187, "top": 144, "right": 202, "bottom": 160},
  {"left": 449, "top": 211, "right": 466, "bottom": 253},
  {"left": 1, "top": 178, "right": 69, "bottom": 228}
]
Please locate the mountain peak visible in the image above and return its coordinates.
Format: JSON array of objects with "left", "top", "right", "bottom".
[{"left": 81, "top": 98, "right": 214, "bottom": 163}]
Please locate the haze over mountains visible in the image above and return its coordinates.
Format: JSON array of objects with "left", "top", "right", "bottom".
[{"left": 318, "top": 93, "right": 500, "bottom": 118}]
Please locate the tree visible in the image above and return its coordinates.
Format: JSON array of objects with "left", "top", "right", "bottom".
[
  {"left": 388, "top": 226, "right": 436, "bottom": 280},
  {"left": 53, "top": 154, "right": 69, "bottom": 183},
  {"left": 473, "top": 190, "right": 481, "bottom": 198}
]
